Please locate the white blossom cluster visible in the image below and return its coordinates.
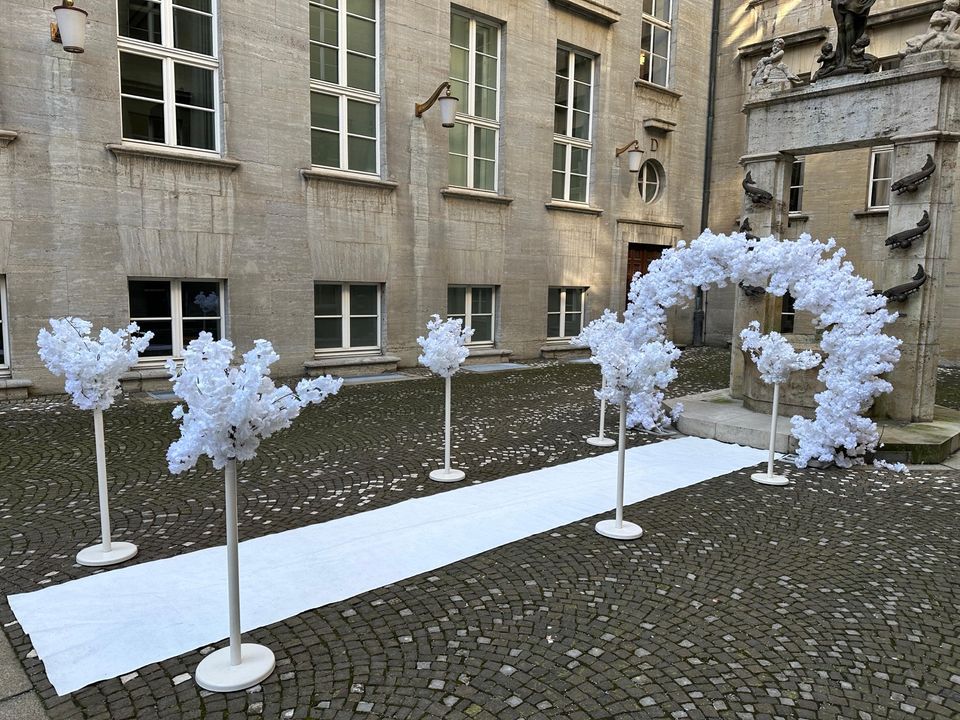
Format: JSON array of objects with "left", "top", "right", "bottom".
[
  {"left": 740, "top": 321, "right": 821, "bottom": 385},
  {"left": 166, "top": 333, "right": 342, "bottom": 473},
  {"left": 417, "top": 315, "right": 474, "bottom": 378},
  {"left": 623, "top": 231, "right": 901, "bottom": 467},
  {"left": 37, "top": 317, "right": 153, "bottom": 411},
  {"left": 574, "top": 310, "right": 681, "bottom": 430}
]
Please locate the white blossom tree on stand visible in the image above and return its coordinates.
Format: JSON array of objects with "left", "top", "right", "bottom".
[
  {"left": 37, "top": 318, "right": 153, "bottom": 567},
  {"left": 576, "top": 314, "right": 681, "bottom": 540},
  {"left": 418, "top": 315, "right": 473, "bottom": 482},
  {"left": 740, "top": 322, "right": 821, "bottom": 485},
  {"left": 572, "top": 310, "right": 617, "bottom": 448},
  {"left": 167, "top": 333, "right": 341, "bottom": 692}
]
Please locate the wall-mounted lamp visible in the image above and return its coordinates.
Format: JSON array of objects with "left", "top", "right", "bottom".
[
  {"left": 615, "top": 140, "right": 644, "bottom": 173},
  {"left": 415, "top": 81, "right": 459, "bottom": 128},
  {"left": 51, "top": 0, "right": 88, "bottom": 53}
]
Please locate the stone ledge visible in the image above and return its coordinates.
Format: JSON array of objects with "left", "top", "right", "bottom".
[
  {"left": 867, "top": 1, "right": 940, "bottom": 28},
  {"left": 441, "top": 187, "right": 514, "bottom": 204},
  {"left": 853, "top": 208, "right": 889, "bottom": 218},
  {"left": 545, "top": 200, "right": 604, "bottom": 216},
  {"left": 548, "top": 0, "right": 620, "bottom": 25},
  {"left": 0, "top": 130, "right": 18, "bottom": 148},
  {"left": 305, "top": 354, "right": 400, "bottom": 377},
  {"left": 300, "top": 167, "right": 398, "bottom": 190},
  {"left": 0, "top": 378, "right": 33, "bottom": 400},
  {"left": 463, "top": 347, "right": 512, "bottom": 365},
  {"left": 875, "top": 405, "right": 960, "bottom": 464},
  {"left": 633, "top": 79, "right": 682, "bottom": 99},
  {"left": 616, "top": 217, "right": 683, "bottom": 229},
  {"left": 643, "top": 117, "right": 676, "bottom": 134},
  {"left": 106, "top": 143, "right": 241, "bottom": 170},
  {"left": 121, "top": 366, "right": 171, "bottom": 392},
  {"left": 540, "top": 343, "right": 589, "bottom": 361}
]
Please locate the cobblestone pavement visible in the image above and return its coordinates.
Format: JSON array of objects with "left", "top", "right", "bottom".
[{"left": 0, "top": 347, "right": 958, "bottom": 719}]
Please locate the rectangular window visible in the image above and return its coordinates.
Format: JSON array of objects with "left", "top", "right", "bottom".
[
  {"left": 869, "top": 147, "right": 893, "bottom": 209},
  {"left": 0, "top": 277, "right": 8, "bottom": 372},
  {"left": 553, "top": 47, "right": 594, "bottom": 203},
  {"left": 448, "top": 12, "right": 500, "bottom": 191},
  {"left": 789, "top": 157, "right": 804, "bottom": 214},
  {"left": 128, "top": 278, "right": 224, "bottom": 358},
  {"left": 117, "top": 0, "right": 219, "bottom": 151},
  {"left": 547, "top": 287, "right": 585, "bottom": 339},
  {"left": 447, "top": 285, "right": 495, "bottom": 344},
  {"left": 314, "top": 283, "right": 381, "bottom": 352},
  {"left": 779, "top": 291, "right": 795, "bottom": 334},
  {"left": 639, "top": 0, "right": 671, "bottom": 87},
  {"left": 310, "top": 0, "right": 380, "bottom": 174}
]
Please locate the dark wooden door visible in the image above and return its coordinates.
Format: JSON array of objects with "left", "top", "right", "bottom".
[{"left": 626, "top": 243, "right": 664, "bottom": 304}]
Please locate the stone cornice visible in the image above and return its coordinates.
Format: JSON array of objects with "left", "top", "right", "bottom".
[
  {"left": 737, "top": 27, "right": 830, "bottom": 59},
  {"left": 548, "top": 0, "right": 620, "bottom": 25},
  {"left": 106, "top": 143, "right": 240, "bottom": 169},
  {"left": 0, "top": 130, "right": 18, "bottom": 148}
]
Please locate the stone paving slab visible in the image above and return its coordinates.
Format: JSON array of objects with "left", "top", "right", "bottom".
[{"left": 0, "top": 349, "right": 959, "bottom": 719}]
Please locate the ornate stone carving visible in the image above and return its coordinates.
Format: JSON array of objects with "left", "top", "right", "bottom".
[
  {"left": 742, "top": 171, "right": 773, "bottom": 206},
  {"left": 739, "top": 282, "right": 766, "bottom": 297},
  {"left": 737, "top": 217, "right": 759, "bottom": 240},
  {"left": 885, "top": 211, "right": 931, "bottom": 250},
  {"left": 901, "top": 1, "right": 960, "bottom": 57},
  {"left": 812, "top": 0, "right": 879, "bottom": 80},
  {"left": 892, "top": 155, "right": 936, "bottom": 194},
  {"left": 750, "top": 38, "right": 803, "bottom": 87},
  {"left": 882, "top": 265, "right": 927, "bottom": 302}
]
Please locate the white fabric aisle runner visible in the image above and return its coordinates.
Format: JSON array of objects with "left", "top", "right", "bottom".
[{"left": 9, "top": 436, "right": 766, "bottom": 695}]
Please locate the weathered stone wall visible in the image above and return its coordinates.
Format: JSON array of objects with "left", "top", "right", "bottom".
[{"left": 0, "top": 0, "right": 711, "bottom": 394}]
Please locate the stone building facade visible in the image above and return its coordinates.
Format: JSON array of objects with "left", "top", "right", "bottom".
[{"left": 0, "top": 0, "right": 713, "bottom": 396}]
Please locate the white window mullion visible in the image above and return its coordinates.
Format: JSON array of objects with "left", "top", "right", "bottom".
[
  {"left": 162, "top": 57, "right": 176, "bottom": 148},
  {"left": 160, "top": 0, "right": 173, "bottom": 48},
  {"left": 341, "top": 285, "right": 351, "bottom": 348},
  {"left": 171, "top": 281, "right": 184, "bottom": 357}
]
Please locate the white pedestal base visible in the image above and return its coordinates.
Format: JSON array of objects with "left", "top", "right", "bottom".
[
  {"left": 586, "top": 436, "right": 616, "bottom": 448},
  {"left": 595, "top": 519, "right": 643, "bottom": 540},
  {"left": 429, "top": 468, "right": 465, "bottom": 483},
  {"left": 195, "top": 643, "right": 276, "bottom": 692},
  {"left": 751, "top": 472, "right": 789, "bottom": 486},
  {"left": 76, "top": 541, "right": 138, "bottom": 567}
]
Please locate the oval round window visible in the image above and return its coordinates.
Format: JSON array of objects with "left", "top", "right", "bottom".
[{"left": 638, "top": 160, "right": 664, "bottom": 203}]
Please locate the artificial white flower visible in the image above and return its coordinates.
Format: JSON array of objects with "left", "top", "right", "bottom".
[
  {"left": 37, "top": 317, "right": 153, "bottom": 411},
  {"left": 622, "top": 231, "right": 901, "bottom": 467},
  {"left": 166, "top": 333, "right": 342, "bottom": 473},
  {"left": 417, "top": 315, "right": 474, "bottom": 378},
  {"left": 740, "top": 321, "right": 821, "bottom": 385}
]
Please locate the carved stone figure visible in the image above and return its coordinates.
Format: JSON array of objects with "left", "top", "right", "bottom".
[
  {"left": 750, "top": 38, "right": 803, "bottom": 87},
  {"left": 901, "top": 0, "right": 960, "bottom": 57},
  {"left": 891, "top": 155, "right": 936, "bottom": 194},
  {"left": 812, "top": 0, "right": 879, "bottom": 80},
  {"left": 882, "top": 265, "right": 927, "bottom": 302},
  {"left": 885, "top": 210, "right": 931, "bottom": 250},
  {"left": 811, "top": 42, "right": 836, "bottom": 82},
  {"left": 742, "top": 171, "right": 773, "bottom": 206}
]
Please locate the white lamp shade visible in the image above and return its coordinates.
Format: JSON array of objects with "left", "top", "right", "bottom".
[
  {"left": 627, "top": 147, "right": 643, "bottom": 173},
  {"left": 54, "top": 5, "right": 88, "bottom": 53},
  {"left": 438, "top": 94, "right": 458, "bottom": 128}
]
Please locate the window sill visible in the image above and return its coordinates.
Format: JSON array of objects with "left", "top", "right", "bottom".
[
  {"left": 853, "top": 208, "right": 889, "bottom": 218},
  {"left": 300, "top": 167, "right": 398, "bottom": 190},
  {"left": 441, "top": 187, "right": 514, "bottom": 205},
  {"left": 545, "top": 200, "right": 604, "bottom": 216},
  {"left": 0, "top": 130, "right": 18, "bottom": 148},
  {"left": 305, "top": 354, "right": 401, "bottom": 376},
  {"left": 634, "top": 79, "right": 683, "bottom": 100},
  {"left": 309, "top": 350, "right": 388, "bottom": 362},
  {"left": 0, "top": 377, "right": 32, "bottom": 399},
  {"left": 548, "top": 0, "right": 620, "bottom": 25},
  {"left": 106, "top": 143, "right": 240, "bottom": 170},
  {"left": 788, "top": 212, "right": 810, "bottom": 221}
]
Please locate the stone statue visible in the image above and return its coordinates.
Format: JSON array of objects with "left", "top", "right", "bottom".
[
  {"left": 813, "top": 0, "right": 879, "bottom": 80},
  {"left": 901, "top": 0, "right": 960, "bottom": 57},
  {"left": 811, "top": 42, "right": 835, "bottom": 82},
  {"left": 750, "top": 38, "right": 803, "bottom": 87}
]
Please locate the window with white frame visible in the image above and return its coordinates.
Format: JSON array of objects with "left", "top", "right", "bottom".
[
  {"left": 868, "top": 147, "right": 893, "bottom": 209},
  {"left": 447, "top": 286, "right": 495, "bottom": 344},
  {"left": 448, "top": 12, "right": 500, "bottom": 191},
  {"left": 553, "top": 47, "right": 594, "bottom": 203},
  {"left": 0, "top": 277, "right": 8, "bottom": 372},
  {"left": 789, "top": 157, "right": 805, "bottom": 214},
  {"left": 309, "top": 0, "right": 379, "bottom": 174},
  {"left": 117, "top": 0, "right": 219, "bottom": 151},
  {"left": 314, "top": 283, "right": 381, "bottom": 352},
  {"left": 639, "top": 0, "right": 671, "bottom": 87},
  {"left": 638, "top": 160, "right": 663, "bottom": 203},
  {"left": 128, "top": 279, "right": 224, "bottom": 358},
  {"left": 547, "top": 287, "right": 584, "bottom": 339}
]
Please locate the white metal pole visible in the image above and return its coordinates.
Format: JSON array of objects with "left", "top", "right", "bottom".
[
  {"left": 225, "top": 458, "right": 242, "bottom": 667},
  {"left": 444, "top": 376, "right": 452, "bottom": 473},
  {"left": 767, "top": 383, "right": 780, "bottom": 477},
  {"left": 616, "top": 400, "right": 627, "bottom": 528},
  {"left": 93, "top": 408, "right": 112, "bottom": 553},
  {"left": 597, "top": 377, "right": 608, "bottom": 440}
]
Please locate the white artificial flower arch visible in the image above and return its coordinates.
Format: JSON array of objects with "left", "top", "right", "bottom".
[{"left": 623, "top": 231, "right": 902, "bottom": 468}]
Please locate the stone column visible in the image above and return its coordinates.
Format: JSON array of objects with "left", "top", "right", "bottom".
[
  {"left": 873, "top": 133, "right": 959, "bottom": 422},
  {"left": 729, "top": 151, "right": 794, "bottom": 398}
]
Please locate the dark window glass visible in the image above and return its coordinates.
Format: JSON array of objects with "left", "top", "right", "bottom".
[
  {"left": 182, "top": 281, "right": 220, "bottom": 316},
  {"left": 315, "top": 318, "right": 342, "bottom": 348},
  {"left": 173, "top": 8, "right": 213, "bottom": 55},
  {"left": 118, "top": 0, "right": 162, "bottom": 44},
  {"left": 183, "top": 317, "right": 220, "bottom": 345},
  {"left": 470, "top": 314, "right": 492, "bottom": 342},
  {"left": 472, "top": 287, "right": 492, "bottom": 314},
  {"left": 136, "top": 320, "right": 174, "bottom": 357},
  {"left": 547, "top": 314, "right": 560, "bottom": 338},
  {"left": 350, "top": 317, "right": 377, "bottom": 346},
  {"left": 448, "top": 287, "right": 466, "bottom": 316},
  {"left": 120, "top": 52, "right": 164, "bottom": 99},
  {"left": 129, "top": 280, "right": 171, "bottom": 317},
  {"left": 314, "top": 284, "right": 342, "bottom": 316},
  {"left": 350, "top": 285, "right": 377, "bottom": 315},
  {"left": 547, "top": 288, "right": 561, "bottom": 313}
]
